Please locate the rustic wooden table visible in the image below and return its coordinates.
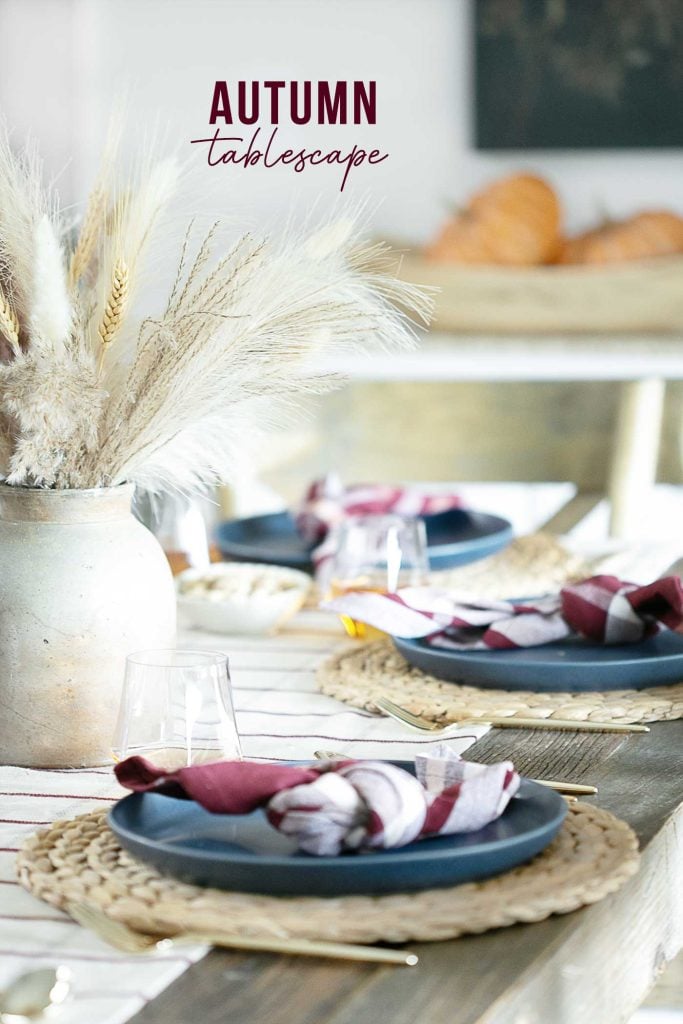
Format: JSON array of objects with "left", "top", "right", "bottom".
[{"left": 129, "top": 719, "right": 683, "bottom": 1024}]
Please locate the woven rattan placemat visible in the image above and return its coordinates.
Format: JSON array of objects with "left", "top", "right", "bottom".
[
  {"left": 317, "top": 641, "right": 683, "bottom": 725},
  {"left": 428, "top": 533, "right": 592, "bottom": 597},
  {"left": 17, "top": 804, "right": 638, "bottom": 944}
]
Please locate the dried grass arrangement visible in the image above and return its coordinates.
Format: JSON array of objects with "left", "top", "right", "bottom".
[{"left": 0, "top": 125, "right": 430, "bottom": 492}]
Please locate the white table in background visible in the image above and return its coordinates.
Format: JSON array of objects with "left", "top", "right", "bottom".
[{"left": 316, "top": 332, "right": 683, "bottom": 540}]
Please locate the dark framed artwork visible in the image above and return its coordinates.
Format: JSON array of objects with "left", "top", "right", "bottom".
[{"left": 475, "top": 0, "right": 683, "bottom": 149}]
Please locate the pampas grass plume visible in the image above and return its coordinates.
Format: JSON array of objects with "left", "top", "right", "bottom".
[{"left": 30, "top": 215, "right": 71, "bottom": 353}]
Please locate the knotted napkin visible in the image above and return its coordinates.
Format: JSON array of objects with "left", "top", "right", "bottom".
[
  {"left": 297, "top": 473, "right": 464, "bottom": 578},
  {"left": 114, "top": 747, "right": 519, "bottom": 856},
  {"left": 324, "top": 574, "right": 683, "bottom": 649}
]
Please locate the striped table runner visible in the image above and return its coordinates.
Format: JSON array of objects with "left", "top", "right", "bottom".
[
  {"left": 0, "top": 766, "right": 207, "bottom": 1024},
  {"left": 0, "top": 610, "right": 486, "bottom": 1024}
]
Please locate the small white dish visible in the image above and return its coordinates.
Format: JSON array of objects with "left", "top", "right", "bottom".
[{"left": 176, "top": 562, "right": 311, "bottom": 635}]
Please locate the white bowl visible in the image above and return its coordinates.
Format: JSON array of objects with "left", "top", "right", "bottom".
[{"left": 176, "top": 562, "right": 312, "bottom": 635}]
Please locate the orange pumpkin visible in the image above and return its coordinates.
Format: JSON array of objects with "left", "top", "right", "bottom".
[
  {"left": 425, "top": 174, "right": 562, "bottom": 266},
  {"left": 557, "top": 211, "right": 683, "bottom": 265}
]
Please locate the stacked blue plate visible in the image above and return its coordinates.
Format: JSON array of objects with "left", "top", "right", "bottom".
[
  {"left": 108, "top": 762, "right": 565, "bottom": 896},
  {"left": 394, "top": 630, "right": 683, "bottom": 692},
  {"left": 216, "top": 508, "right": 513, "bottom": 574}
]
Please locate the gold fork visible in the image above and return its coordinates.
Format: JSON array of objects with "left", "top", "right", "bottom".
[
  {"left": 374, "top": 695, "right": 649, "bottom": 735},
  {"left": 67, "top": 901, "right": 418, "bottom": 966},
  {"left": 313, "top": 750, "right": 595, "bottom": 796}
]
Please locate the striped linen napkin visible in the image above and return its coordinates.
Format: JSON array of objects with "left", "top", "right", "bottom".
[
  {"left": 115, "top": 747, "right": 519, "bottom": 857},
  {"left": 324, "top": 574, "right": 683, "bottom": 650}
]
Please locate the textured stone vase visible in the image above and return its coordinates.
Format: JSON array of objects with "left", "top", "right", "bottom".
[{"left": 0, "top": 484, "right": 176, "bottom": 767}]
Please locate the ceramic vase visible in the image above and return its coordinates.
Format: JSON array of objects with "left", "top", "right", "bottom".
[{"left": 0, "top": 484, "right": 176, "bottom": 767}]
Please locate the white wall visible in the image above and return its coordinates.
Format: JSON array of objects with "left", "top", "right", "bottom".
[{"left": 1, "top": 0, "right": 682, "bottom": 240}]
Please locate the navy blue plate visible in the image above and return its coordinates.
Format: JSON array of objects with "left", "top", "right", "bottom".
[
  {"left": 108, "top": 767, "right": 565, "bottom": 896},
  {"left": 394, "top": 629, "right": 683, "bottom": 692},
  {"left": 215, "top": 509, "right": 513, "bottom": 573}
]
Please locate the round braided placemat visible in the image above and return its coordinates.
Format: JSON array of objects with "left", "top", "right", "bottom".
[
  {"left": 17, "top": 804, "right": 638, "bottom": 943},
  {"left": 317, "top": 641, "right": 683, "bottom": 724},
  {"left": 429, "top": 533, "right": 592, "bottom": 597}
]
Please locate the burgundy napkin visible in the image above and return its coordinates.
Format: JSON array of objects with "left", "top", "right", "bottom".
[
  {"left": 115, "top": 747, "right": 519, "bottom": 856},
  {"left": 324, "top": 575, "right": 683, "bottom": 650}
]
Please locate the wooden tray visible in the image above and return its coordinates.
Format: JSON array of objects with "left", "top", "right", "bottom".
[{"left": 396, "top": 251, "right": 683, "bottom": 334}]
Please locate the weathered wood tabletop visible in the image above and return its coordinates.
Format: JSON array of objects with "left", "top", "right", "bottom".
[{"left": 129, "top": 719, "right": 683, "bottom": 1024}]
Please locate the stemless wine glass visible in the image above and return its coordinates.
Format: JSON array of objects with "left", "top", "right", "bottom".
[
  {"left": 112, "top": 649, "right": 242, "bottom": 768},
  {"left": 328, "top": 514, "right": 429, "bottom": 639}
]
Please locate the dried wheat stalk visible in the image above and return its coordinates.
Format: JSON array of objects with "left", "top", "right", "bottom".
[
  {"left": 0, "top": 285, "right": 19, "bottom": 356},
  {"left": 97, "top": 259, "right": 128, "bottom": 374},
  {"left": 69, "top": 113, "right": 122, "bottom": 293},
  {"left": 69, "top": 184, "right": 107, "bottom": 289}
]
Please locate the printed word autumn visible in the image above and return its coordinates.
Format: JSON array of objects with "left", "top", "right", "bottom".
[
  {"left": 208, "top": 81, "right": 376, "bottom": 125},
  {"left": 191, "top": 80, "right": 388, "bottom": 192}
]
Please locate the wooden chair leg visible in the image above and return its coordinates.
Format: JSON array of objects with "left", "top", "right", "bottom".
[{"left": 608, "top": 378, "right": 666, "bottom": 539}]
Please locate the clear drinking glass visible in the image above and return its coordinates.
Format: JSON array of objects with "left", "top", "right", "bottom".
[
  {"left": 112, "top": 649, "right": 242, "bottom": 768},
  {"left": 328, "top": 514, "right": 429, "bottom": 639}
]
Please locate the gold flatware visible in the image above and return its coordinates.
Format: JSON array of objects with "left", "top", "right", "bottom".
[
  {"left": 67, "top": 902, "right": 418, "bottom": 966},
  {"left": 313, "top": 750, "right": 597, "bottom": 796},
  {"left": 467, "top": 716, "right": 647, "bottom": 734},
  {"left": 375, "top": 695, "right": 649, "bottom": 735},
  {"left": 533, "top": 780, "right": 597, "bottom": 796}
]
